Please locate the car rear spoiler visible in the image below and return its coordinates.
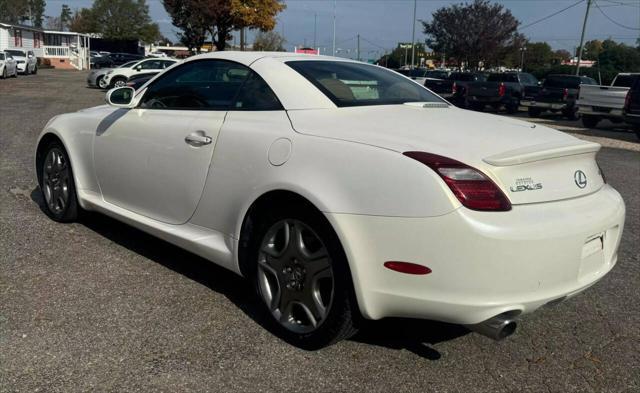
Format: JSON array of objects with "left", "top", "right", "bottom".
[{"left": 483, "top": 140, "right": 601, "bottom": 166}]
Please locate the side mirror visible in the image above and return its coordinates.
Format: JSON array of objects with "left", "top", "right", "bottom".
[
  {"left": 106, "top": 87, "right": 135, "bottom": 108},
  {"left": 28, "top": 54, "right": 33, "bottom": 58},
  {"left": 135, "top": 65, "right": 142, "bottom": 71}
]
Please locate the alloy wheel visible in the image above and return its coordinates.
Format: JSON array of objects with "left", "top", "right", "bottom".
[
  {"left": 42, "top": 148, "right": 71, "bottom": 215},
  {"left": 257, "top": 219, "right": 335, "bottom": 334}
]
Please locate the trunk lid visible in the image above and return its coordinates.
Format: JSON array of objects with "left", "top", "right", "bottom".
[{"left": 288, "top": 105, "right": 604, "bottom": 205}]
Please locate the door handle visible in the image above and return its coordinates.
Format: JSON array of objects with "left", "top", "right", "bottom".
[{"left": 185, "top": 132, "right": 212, "bottom": 146}]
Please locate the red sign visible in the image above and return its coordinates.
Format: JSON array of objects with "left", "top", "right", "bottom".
[{"left": 294, "top": 47, "right": 319, "bottom": 55}]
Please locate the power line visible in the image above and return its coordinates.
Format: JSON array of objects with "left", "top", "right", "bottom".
[
  {"left": 520, "top": 0, "right": 586, "bottom": 30},
  {"left": 594, "top": 1, "right": 640, "bottom": 30}
]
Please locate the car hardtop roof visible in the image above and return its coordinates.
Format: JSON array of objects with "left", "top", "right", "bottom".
[{"left": 184, "top": 51, "right": 362, "bottom": 67}]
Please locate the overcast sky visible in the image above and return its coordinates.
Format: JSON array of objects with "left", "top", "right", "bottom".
[{"left": 45, "top": 0, "right": 640, "bottom": 57}]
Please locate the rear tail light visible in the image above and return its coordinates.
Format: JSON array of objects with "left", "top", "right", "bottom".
[
  {"left": 498, "top": 83, "right": 506, "bottom": 97},
  {"left": 452, "top": 82, "right": 457, "bottom": 94},
  {"left": 624, "top": 90, "right": 631, "bottom": 112},
  {"left": 562, "top": 88, "right": 569, "bottom": 101},
  {"left": 403, "top": 151, "right": 511, "bottom": 211}
]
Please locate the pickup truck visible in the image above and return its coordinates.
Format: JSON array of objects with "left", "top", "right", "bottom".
[
  {"left": 424, "top": 72, "right": 487, "bottom": 106},
  {"left": 466, "top": 72, "right": 538, "bottom": 113},
  {"left": 623, "top": 77, "right": 640, "bottom": 138},
  {"left": 577, "top": 73, "right": 640, "bottom": 128},
  {"left": 521, "top": 74, "right": 597, "bottom": 120}
]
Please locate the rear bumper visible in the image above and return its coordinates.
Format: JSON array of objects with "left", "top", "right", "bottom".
[
  {"left": 578, "top": 105, "right": 624, "bottom": 118},
  {"left": 327, "top": 185, "right": 625, "bottom": 325},
  {"left": 467, "top": 95, "right": 516, "bottom": 106},
  {"left": 521, "top": 100, "right": 568, "bottom": 110}
]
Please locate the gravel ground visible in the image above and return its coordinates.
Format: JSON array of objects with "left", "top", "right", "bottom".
[{"left": 1, "top": 70, "right": 639, "bottom": 392}]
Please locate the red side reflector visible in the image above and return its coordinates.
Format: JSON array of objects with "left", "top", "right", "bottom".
[{"left": 384, "top": 261, "right": 432, "bottom": 275}]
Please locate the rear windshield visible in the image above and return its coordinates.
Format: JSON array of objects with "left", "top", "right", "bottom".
[
  {"left": 487, "top": 73, "right": 519, "bottom": 83},
  {"left": 545, "top": 75, "right": 582, "bottom": 89},
  {"left": 425, "top": 70, "right": 448, "bottom": 79},
  {"left": 287, "top": 61, "right": 444, "bottom": 107},
  {"left": 450, "top": 72, "right": 479, "bottom": 81},
  {"left": 612, "top": 74, "right": 638, "bottom": 87}
]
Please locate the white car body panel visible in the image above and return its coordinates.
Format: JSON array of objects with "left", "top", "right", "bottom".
[
  {"left": 102, "top": 58, "right": 179, "bottom": 86},
  {"left": 0, "top": 52, "right": 18, "bottom": 77},
  {"left": 36, "top": 52, "right": 626, "bottom": 327}
]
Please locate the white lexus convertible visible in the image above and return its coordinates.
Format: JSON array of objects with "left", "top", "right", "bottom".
[{"left": 35, "top": 52, "right": 625, "bottom": 348}]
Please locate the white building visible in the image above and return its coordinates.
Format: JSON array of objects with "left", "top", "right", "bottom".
[{"left": 0, "top": 22, "right": 91, "bottom": 70}]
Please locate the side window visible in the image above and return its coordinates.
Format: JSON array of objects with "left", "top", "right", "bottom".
[
  {"left": 140, "top": 60, "right": 161, "bottom": 70},
  {"left": 139, "top": 60, "right": 249, "bottom": 110},
  {"left": 232, "top": 71, "right": 282, "bottom": 111}
]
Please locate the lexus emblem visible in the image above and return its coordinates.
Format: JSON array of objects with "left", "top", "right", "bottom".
[{"left": 574, "top": 170, "right": 587, "bottom": 189}]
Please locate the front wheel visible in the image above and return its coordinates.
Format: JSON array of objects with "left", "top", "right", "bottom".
[
  {"left": 563, "top": 107, "right": 579, "bottom": 121},
  {"left": 97, "top": 76, "right": 108, "bottom": 89},
  {"left": 111, "top": 76, "right": 127, "bottom": 88},
  {"left": 250, "top": 206, "right": 358, "bottom": 349},
  {"left": 38, "top": 142, "right": 79, "bottom": 222},
  {"left": 582, "top": 114, "right": 600, "bottom": 128}
]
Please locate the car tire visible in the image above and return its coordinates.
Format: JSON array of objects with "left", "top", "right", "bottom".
[
  {"left": 528, "top": 107, "right": 542, "bottom": 117},
  {"left": 37, "top": 141, "right": 80, "bottom": 223},
  {"left": 505, "top": 102, "right": 519, "bottom": 114},
  {"left": 12, "top": 68, "right": 18, "bottom": 78},
  {"left": 563, "top": 107, "right": 579, "bottom": 121},
  {"left": 249, "top": 204, "right": 359, "bottom": 349},
  {"left": 33, "top": 65, "right": 37, "bottom": 75},
  {"left": 582, "top": 115, "right": 600, "bottom": 128},
  {"left": 97, "top": 76, "right": 108, "bottom": 89},
  {"left": 469, "top": 102, "right": 484, "bottom": 111},
  {"left": 111, "top": 76, "right": 127, "bottom": 88},
  {"left": 1, "top": 67, "right": 6, "bottom": 79}
]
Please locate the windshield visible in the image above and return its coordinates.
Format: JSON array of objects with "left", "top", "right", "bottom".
[
  {"left": 612, "top": 74, "right": 638, "bottom": 88},
  {"left": 545, "top": 75, "right": 582, "bottom": 89},
  {"left": 287, "top": 61, "right": 444, "bottom": 107},
  {"left": 0, "top": 53, "right": 4, "bottom": 60},
  {"left": 6, "top": 50, "right": 25, "bottom": 57},
  {"left": 425, "top": 71, "right": 448, "bottom": 79}
]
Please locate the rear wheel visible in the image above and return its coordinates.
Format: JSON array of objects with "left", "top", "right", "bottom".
[
  {"left": 38, "top": 142, "right": 79, "bottom": 222},
  {"left": 505, "top": 102, "right": 519, "bottom": 114},
  {"left": 527, "top": 107, "right": 542, "bottom": 117},
  {"left": 33, "top": 65, "right": 37, "bottom": 74},
  {"left": 563, "top": 107, "right": 579, "bottom": 120},
  {"left": 250, "top": 205, "right": 358, "bottom": 349},
  {"left": 1, "top": 67, "right": 6, "bottom": 79},
  {"left": 582, "top": 115, "right": 600, "bottom": 128}
]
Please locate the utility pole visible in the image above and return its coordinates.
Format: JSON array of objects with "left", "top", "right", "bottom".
[
  {"left": 313, "top": 13, "right": 317, "bottom": 49},
  {"left": 357, "top": 34, "right": 360, "bottom": 61},
  {"left": 520, "top": 47, "right": 527, "bottom": 71},
  {"left": 576, "top": 0, "right": 592, "bottom": 75},
  {"left": 410, "top": 0, "right": 417, "bottom": 69},
  {"left": 332, "top": 0, "right": 337, "bottom": 56}
]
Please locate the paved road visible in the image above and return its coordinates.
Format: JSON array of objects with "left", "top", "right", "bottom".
[{"left": 1, "top": 70, "right": 638, "bottom": 392}]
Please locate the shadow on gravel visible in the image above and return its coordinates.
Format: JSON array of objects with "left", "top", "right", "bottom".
[{"left": 31, "top": 186, "right": 467, "bottom": 359}]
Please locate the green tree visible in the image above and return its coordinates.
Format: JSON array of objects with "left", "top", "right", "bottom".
[
  {"left": 422, "top": 0, "right": 521, "bottom": 69},
  {"left": 252, "top": 30, "right": 285, "bottom": 51},
  {"left": 0, "top": 0, "right": 28, "bottom": 24},
  {"left": 163, "top": 0, "right": 209, "bottom": 53},
  {"left": 377, "top": 43, "right": 428, "bottom": 69},
  {"left": 582, "top": 40, "right": 604, "bottom": 61},
  {"left": 28, "top": 0, "right": 46, "bottom": 27},
  {"left": 597, "top": 39, "right": 640, "bottom": 75},
  {"left": 163, "top": 0, "right": 285, "bottom": 51},
  {"left": 59, "top": 4, "right": 72, "bottom": 30},
  {"left": 70, "top": 0, "right": 160, "bottom": 43}
]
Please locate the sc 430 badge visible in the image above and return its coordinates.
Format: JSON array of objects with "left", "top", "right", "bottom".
[{"left": 510, "top": 177, "right": 543, "bottom": 192}]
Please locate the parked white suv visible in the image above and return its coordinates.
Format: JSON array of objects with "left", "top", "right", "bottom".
[
  {"left": 5, "top": 49, "right": 37, "bottom": 75},
  {"left": 102, "top": 58, "right": 178, "bottom": 88},
  {"left": 0, "top": 51, "right": 19, "bottom": 78}
]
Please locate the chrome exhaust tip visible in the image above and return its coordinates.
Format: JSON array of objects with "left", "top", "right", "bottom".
[{"left": 465, "top": 313, "right": 518, "bottom": 341}]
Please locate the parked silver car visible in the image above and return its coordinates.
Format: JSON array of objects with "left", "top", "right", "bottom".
[
  {"left": 5, "top": 49, "right": 37, "bottom": 74},
  {"left": 87, "top": 60, "right": 138, "bottom": 89},
  {"left": 0, "top": 51, "right": 18, "bottom": 79}
]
